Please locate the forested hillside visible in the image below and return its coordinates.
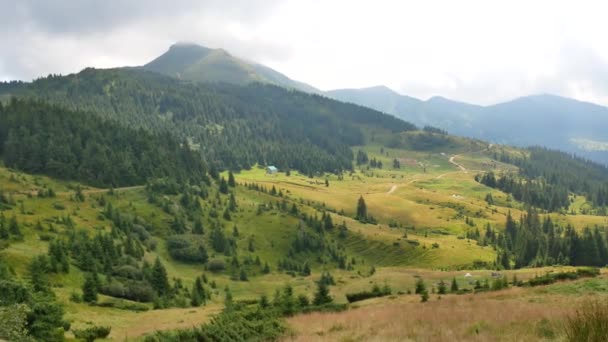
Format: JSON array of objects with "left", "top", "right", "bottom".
[
  {"left": 0, "top": 99, "right": 206, "bottom": 187},
  {"left": 1, "top": 68, "right": 415, "bottom": 175},
  {"left": 328, "top": 88, "right": 608, "bottom": 165},
  {"left": 478, "top": 147, "right": 608, "bottom": 212}
]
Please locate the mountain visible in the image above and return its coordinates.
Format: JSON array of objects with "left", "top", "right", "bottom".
[
  {"left": 1, "top": 67, "right": 415, "bottom": 174},
  {"left": 327, "top": 87, "right": 608, "bottom": 164},
  {"left": 142, "top": 43, "right": 319, "bottom": 93},
  {"left": 326, "top": 86, "right": 483, "bottom": 135}
]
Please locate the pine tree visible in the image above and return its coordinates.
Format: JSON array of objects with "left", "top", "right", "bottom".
[
  {"left": 356, "top": 196, "right": 367, "bottom": 221},
  {"left": 190, "top": 290, "right": 202, "bottom": 307},
  {"left": 415, "top": 278, "right": 426, "bottom": 294},
  {"left": 228, "top": 171, "right": 236, "bottom": 187},
  {"left": 239, "top": 269, "right": 248, "bottom": 281},
  {"left": 29, "top": 255, "right": 50, "bottom": 293},
  {"left": 437, "top": 280, "right": 447, "bottom": 294},
  {"left": 313, "top": 281, "right": 332, "bottom": 305},
  {"left": 192, "top": 277, "right": 206, "bottom": 305},
  {"left": 82, "top": 272, "right": 98, "bottom": 303},
  {"left": 450, "top": 277, "right": 459, "bottom": 292},
  {"left": 219, "top": 177, "right": 229, "bottom": 194},
  {"left": 228, "top": 193, "right": 237, "bottom": 211},
  {"left": 224, "top": 287, "right": 233, "bottom": 311},
  {"left": 420, "top": 290, "right": 429, "bottom": 302},
  {"left": 0, "top": 222, "right": 8, "bottom": 240},
  {"left": 151, "top": 257, "right": 170, "bottom": 296},
  {"left": 9, "top": 215, "right": 22, "bottom": 238},
  {"left": 193, "top": 219, "right": 204, "bottom": 235}
]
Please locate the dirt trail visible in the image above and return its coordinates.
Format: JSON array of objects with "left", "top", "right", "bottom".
[
  {"left": 387, "top": 153, "right": 472, "bottom": 193},
  {"left": 448, "top": 155, "right": 467, "bottom": 173}
]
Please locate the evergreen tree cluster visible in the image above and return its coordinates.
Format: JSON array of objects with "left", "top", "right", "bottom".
[
  {"left": 0, "top": 99, "right": 206, "bottom": 187},
  {"left": 8, "top": 68, "right": 417, "bottom": 175},
  {"left": 494, "top": 147, "right": 608, "bottom": 210},
  {"left": 0, "top": 258, "right": 69, "bottom": 341},
  {"left": 477, "top": 171, "right": 569, "bottom": 211},
  {"left": 490, "top": 209, "right": 608, "bottom": 269}
]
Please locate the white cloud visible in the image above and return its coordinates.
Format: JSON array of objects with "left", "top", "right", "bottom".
[{"left": 1, "top": 0, "right": 608, "bottom": 105}]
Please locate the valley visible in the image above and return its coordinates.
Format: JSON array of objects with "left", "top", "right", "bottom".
[
  {"left": 2, "top": 132, "right": 608, "bottom": 340},
  {"left": 1, "top": 42, "right": 608, "bottom": 342}
]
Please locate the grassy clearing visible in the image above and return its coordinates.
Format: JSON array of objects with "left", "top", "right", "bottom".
[{"left": 286, "top": 274, "right": 608, "bottom": 342}]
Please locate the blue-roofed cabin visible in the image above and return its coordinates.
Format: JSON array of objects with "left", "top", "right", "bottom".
[{"left": 266, "top": 166, "right": 278, "bottom": 174}]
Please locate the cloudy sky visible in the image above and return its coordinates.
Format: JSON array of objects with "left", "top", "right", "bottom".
[{"left": 1, "top": 0, "right": 608, "bottom": 105}]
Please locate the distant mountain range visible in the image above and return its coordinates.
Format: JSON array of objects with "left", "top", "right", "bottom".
[
  {"left": 142, "top": 43, "right": 319, "bottom": 93},
  {"left": 327, "top": 86, "right": 608, "bottom": 165},
  {"left": 8, "top": 41, "right": 600, "bottom": 165}
]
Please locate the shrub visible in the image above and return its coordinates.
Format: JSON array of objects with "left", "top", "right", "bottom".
[
  {"left": 144, "top": 308, "right": 285, "bottom": 342},
  {"left": 100, "top": 280, "right": 155, "bottom": 302},
  {"left": 166, "top": 235, "right": 208, "bottom": 263},
  {"left": 73, "top": 325, "right": 111, "bottom": 342},
  {"left": 207, "top": 259, "right": 226, "bottom": 272},
  {"left": 345, "top": 284, "right": 391, "bottom": 303},
  {"left": 112, "top": 265, "right": 143, "bottom": 280},
  {"left": 565, "top": 299, "right": 608, "bottom": 342}
]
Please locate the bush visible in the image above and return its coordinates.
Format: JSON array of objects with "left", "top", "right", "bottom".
[
  {"left": 112, "top": 265, "right": 143, "bottom": 280},
  {"left": 52, "top": 202, "right": 65, "bottom": 210},
  {"left": 565, "top": 299, "right": 608, "bottom": 342},
  {"left": 144, "top": 308, "right": 285, "bottom": 342},
  {"left": 526, "top": 268, "right": 599, "bottom": 287},
  {"left": 345, "top": 284, "right": 391, "bottom": 303},
  {"left": 73, "top": 325, "right": 111, "bottom": 342},
  {"left": 100, "top": 280, "right": 155, "bottom": 302},
  {"left": 95, "top": 298, "right": 149, "bottom": 312},
  {"left": 166, "top": 235, "right": 208, "bottom": 263},
  {"left": 207, "top": 259, "right": 226, "bottom": 272}
]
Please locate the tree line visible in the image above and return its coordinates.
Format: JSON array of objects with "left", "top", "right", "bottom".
[
  {"left": 0, "top": 99, "right": 206, "bottom": 188},
  {"left": 5, "top": 68, "right": 417, "bottom": 175},
  {"left": 481, "top": 209, "right": 608, "bottom": 269}
]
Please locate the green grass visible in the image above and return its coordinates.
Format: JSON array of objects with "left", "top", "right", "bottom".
[{"left": 2, "top": 140, "right": 608, "bottom": 340}]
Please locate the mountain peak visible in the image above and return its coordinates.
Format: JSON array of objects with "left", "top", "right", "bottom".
[{"left": 142, "top": 43, "right": 318, "bottom": 93}]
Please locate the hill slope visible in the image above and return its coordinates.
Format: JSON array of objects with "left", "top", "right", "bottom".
[
  {"left": 2, "top": 68, "right": 416, "bottom": 174},
  {"left": 143, "top": 43, "right": 319, "bottom": 93},
  {"left": 327, "top": 87, "right": 608, "bottom": 164}
]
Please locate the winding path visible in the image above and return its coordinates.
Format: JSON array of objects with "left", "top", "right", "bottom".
[{"left": 387, "top": 153, "right": 472, "bottom": 193}]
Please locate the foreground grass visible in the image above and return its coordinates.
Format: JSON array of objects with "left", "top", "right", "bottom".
[{"left": 285, "top": 275, "right": 608, "bottom": 342}]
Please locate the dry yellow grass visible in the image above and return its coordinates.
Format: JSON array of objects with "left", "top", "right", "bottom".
[
  {"left": 64, "top": 302, "right": 222, "bottom": 340},
  {"left": 285, "top": 285, "right": 595, "bottom": 342}
]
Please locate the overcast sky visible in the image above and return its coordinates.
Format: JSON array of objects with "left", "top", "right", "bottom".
[{"left": 1, "top": 0, "right": 608, "bottom": 105}]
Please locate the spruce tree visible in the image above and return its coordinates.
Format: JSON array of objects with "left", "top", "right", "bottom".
[
  {"left": 9, "top": 215, "right": 22, "bottom": 238},
  {"left": 415, "top": 278, "right": 426, "bottom": 294},
  {"left": 0, "top": 222, "right": 8, "bottom": 240},
  {"left": 151, "top": 258, "right": 170, "bottom": 296},
  {"left": 356, "top": 196, "right": 367, "bottom": 221},
  {"left": 193, "top": 219, "right": 204, "bottom": 235},
  {"left": 219, "top": 177, "right": 229, "bottom": 194},
  {"left": 450, "top": 277, "right": 459, "bottom": 292},
  {"left": 437, "top": 280, "right": 447, "bottom": 295},
  {"left": 420, "top": 290, "right": 429, "bottom": 302},
  {"left": 313, "top": 281, "right": 332, "bottom": 305},
  {"left": 82, "top": 272, "right": 98, "bottom": 303},
  {"left": 228, "top": 171, "right": 236, "bottom": 187}
]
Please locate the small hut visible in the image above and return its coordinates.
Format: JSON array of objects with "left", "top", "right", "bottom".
[{"left": 266, "top": 166, "right": 278, "bottom": 175}]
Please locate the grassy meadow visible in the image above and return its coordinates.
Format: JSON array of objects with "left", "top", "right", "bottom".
[{"left": 1, "top": 140, "right": 607, "bottom": 341}]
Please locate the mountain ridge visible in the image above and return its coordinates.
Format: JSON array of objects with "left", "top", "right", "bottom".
[
  {"left": 142, "top": 42, "right": 319, "bottom": 93},
  {"left": 326, "top": 86, "right": 608, "bottom": 164}
]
